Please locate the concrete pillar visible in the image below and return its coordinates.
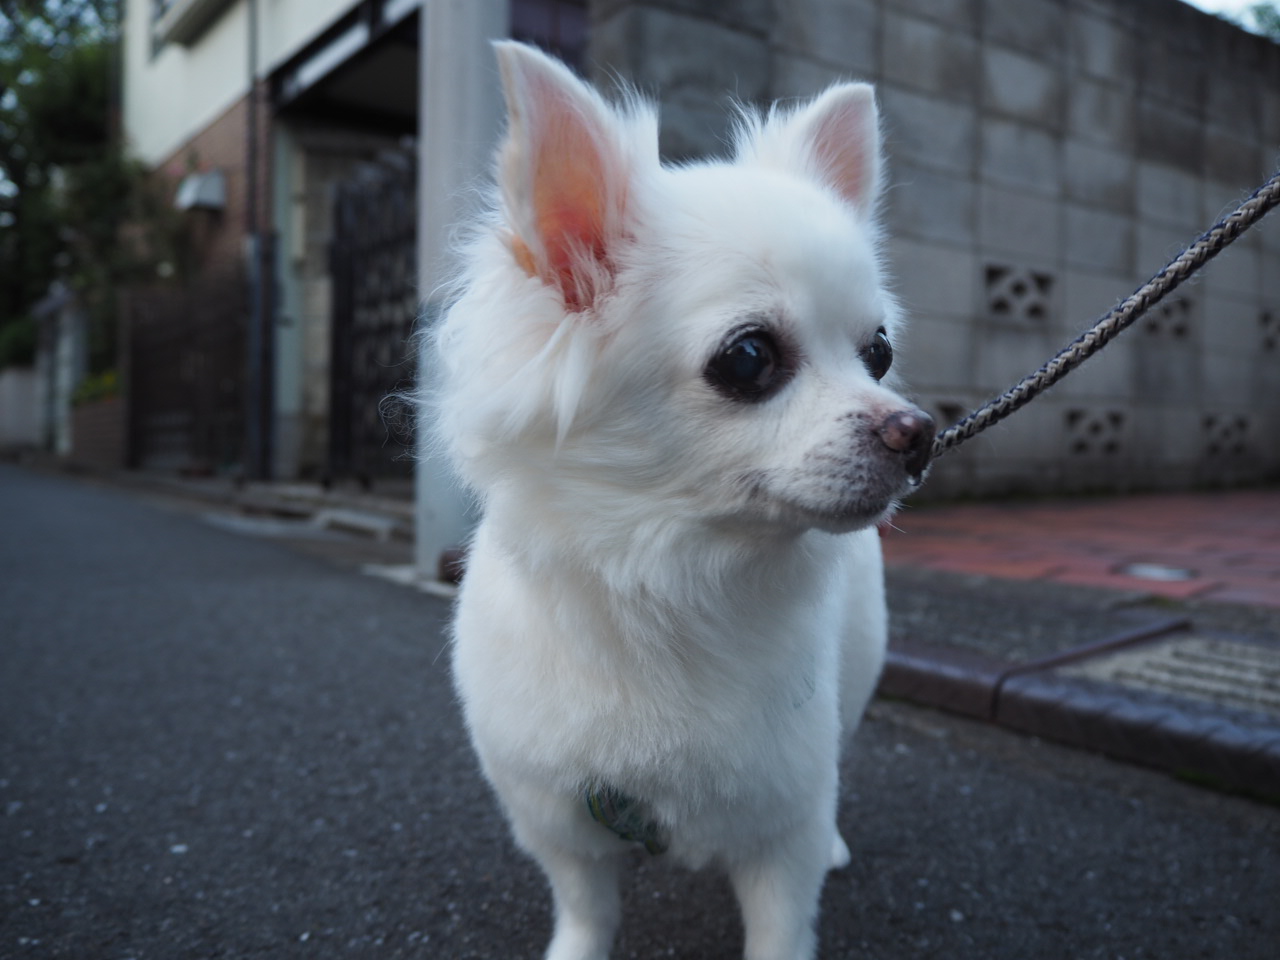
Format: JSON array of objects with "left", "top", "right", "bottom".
[{"left": 414, "top": 0, "right": 508, "bottom": 580}]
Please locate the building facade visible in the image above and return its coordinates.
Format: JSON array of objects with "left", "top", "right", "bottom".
[{"left": 121, "top": 0, "right": 1280, "bottom": 494}]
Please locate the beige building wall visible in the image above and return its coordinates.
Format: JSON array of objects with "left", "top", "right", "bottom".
[{"left": 122, "top": 0, "right": 360, "bottom": 165}]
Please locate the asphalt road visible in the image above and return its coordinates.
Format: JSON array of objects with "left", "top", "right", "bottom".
[{"left": 2, "top": 462, "right": 1277, "bottom": 959}]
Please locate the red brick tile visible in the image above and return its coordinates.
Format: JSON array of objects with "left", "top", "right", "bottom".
[
  {"left": 1047, "top": 570, "right": 1221, "bottom": 599},
  {"left": 1199, "top": 585, "right": 1280, "bottom": 608}
]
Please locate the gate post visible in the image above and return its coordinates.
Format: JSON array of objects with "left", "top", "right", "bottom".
[{"left": 414, "top": 0, "right": 509, "bottom": 581}]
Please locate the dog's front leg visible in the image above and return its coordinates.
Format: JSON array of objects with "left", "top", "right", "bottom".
[
  {"left": 729, "top": 837, "right": 829, "bottom": 960},
  {"left": 537, "top": 845, "right": 623, "bottom": 960}
]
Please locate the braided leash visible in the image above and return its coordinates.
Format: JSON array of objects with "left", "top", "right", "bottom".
[{"left": 932, "top": 167, "right": 1280, "bottom": 459}]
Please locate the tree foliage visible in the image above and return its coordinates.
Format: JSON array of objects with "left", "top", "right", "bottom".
[
  {"left": 0, "top": 0, "right": 168, "bottom": 372},
  {"left": 1246, "top": 2, "right": 1280, "bottom": 40}
]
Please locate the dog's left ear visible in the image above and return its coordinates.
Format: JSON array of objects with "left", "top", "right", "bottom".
[{"left": 777, "top": 83, "right": 882, "bottom": 220}]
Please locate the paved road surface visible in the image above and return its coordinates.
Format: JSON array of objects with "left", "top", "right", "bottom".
[{"left": 2, "top": 463, "right": 1277, "bottom": 959}]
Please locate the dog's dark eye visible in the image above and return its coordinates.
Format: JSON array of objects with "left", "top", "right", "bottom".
[
  {"left": 706, "top": 330, "right": 788, "bottom": 402},
  {"left": 861, "top": 327, "right": 893, "bottom": 381}
]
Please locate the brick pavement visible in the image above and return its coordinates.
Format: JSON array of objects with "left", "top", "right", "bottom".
[{"left": 881, "top": 489, "right": 1280, "bottom": 609}]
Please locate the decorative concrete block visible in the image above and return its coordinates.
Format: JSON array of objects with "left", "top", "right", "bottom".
[
  {"left": 1131, "top": 295, "right": 1203, "bottom": 404},
  {"left": 591, "top": 6, "right": 770, "bottom": 160},
  {"left": 1064, "top": 204, "right": 1136, "bottom": 273},
  {"left": 984, "top": 263, "right": 1057, "bottom": 322},
  {"left": 886, "top": 238, "right": 980, "bottom": 320},
  {"left": 979, "top": 186, "right": 1062, "bottom": 262},
  {"left": 1050, "top": 327, "right": 1136, "bottom": 402},
  {"left": 973, "top": 320, "right": 1058, "bottom": 394},
  {"left": 1201, "top": 350, "right": 1254, "bottom": 407},
  {"left": 981, "top": 0, "right": 1066, "bottom": 58},
  {"left": 1259, "top": 307, "right": 1280, "bottom": 354},
  {"left": 1068, "top": 77, "right": 1138, "bottom": 150},
  {"left": 1063, "top": 139, "right": 1135, "bottom": 211},
  {"left": 880, "top": 85, "right": 978, "bottom": 176},
  {"left": 1198, "top": 409, "right": 1259, "bottom": 465},
  {"left": 981, "top": 119, "right": 1062, "bottom": 196},
  {"left": 774, "top": 0, "right": 878, "bottom": 76},
  {"left": 1141, "top": 404, "right": 1200, "bottom": 471},
  {"left": 769, "top": 53, "right": 847, "bottom": 100},
  {"left": 1261, "top": 245, "right": 1280, "bottom": 296},
  {"left": 658, "top": 98, "right": 731, "bottom": 159},
  {"left": 1206, "top": 74, "right": 1261, "bottom": 138},
  {"left": 1061, "top": 267, "right": 1132, "bottom": 336},
  {"left": 1138, "top": 41, "right": 1206, "bottom": 116},
  {"left": 881, "top": 11, "right": 980, "bottom": 102},
  {"left": 1061, "top": 404, "right": 1130, "bottom": 459},
  {"left": 1201, "top": 242, "right": 1260, "bottom": 301},
  {"left": 1251, "top": 310, "right": 1280, "bottom": 403},
  {"left": 1205, "top": 129, "right": 1267, "bottom": 187},
  {"left": 1261, "top": 89, "right": 1280, "bottom": 153},
  {"left": 982, "top": 46, "right": 1064, "bottom": 131},
  {"left": 1202, "top": 179, "right": 1261, "bottom": 228},
  {"left": 888, "top": 0, "right": 979, "bottom": 29},
  {"left": 1136, "top": 100, "right": 1204, "bottom": 174},
  {"left": 591, "top": 0, "right": 773, "bottom": 34},
  {"left": 895, "top": 314, "right": 975, "bottom": 391},
  {"left": 1136, "top": 221, "right": 1192, "bottom": 277},
  {"left": 1136, "top": 161, "right": 1203, "bottom": 229},
  {"left": 1068, "top": 9, "right": 1138, "bottom": 87},
  {"left": 883, "top": 162, "right": 977, "bottom": 246},
  {"left": 991, "top": 400, "right": 1079, "bottom": 466}
]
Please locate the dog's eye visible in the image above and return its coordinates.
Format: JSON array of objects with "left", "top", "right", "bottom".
[
  {"left": 861, "top": 327, "right": 893, "bottom": 381},
  {"left": 705, "top": 330, "right": 787, "bottom": 402}
]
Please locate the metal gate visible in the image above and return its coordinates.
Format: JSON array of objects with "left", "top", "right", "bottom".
[
  {"left": 125, "top": 270, "right": 247, "bottom": 474},
  {"left": 328, "top": 145, "right": 418, "bottom": 482}
]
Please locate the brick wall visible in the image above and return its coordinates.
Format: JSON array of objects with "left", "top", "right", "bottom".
[
  {"left": 154, "top": 82, "right": 273, "bottom": 271},
  {"left": 589, "top": 0, "right": 1280, "bottom": 495}
]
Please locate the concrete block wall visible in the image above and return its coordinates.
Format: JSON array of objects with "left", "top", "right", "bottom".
[{"left": 589, "top": 0, "right": 1280, "bottom": 496}]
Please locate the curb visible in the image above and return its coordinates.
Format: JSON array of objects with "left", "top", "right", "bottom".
[
  {"left": 50, "top": 460, "right": 417, "bottom": 542},
  {"left": 880, "top": 618, "right": 1280, "bottom": 801}
]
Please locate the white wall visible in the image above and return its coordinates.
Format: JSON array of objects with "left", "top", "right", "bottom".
[
  {"left": 0, "top": 368, "right": 40, "bottom": 448},
  {"left": 123, "top": 0, "right": 362, "bottom": 165}
]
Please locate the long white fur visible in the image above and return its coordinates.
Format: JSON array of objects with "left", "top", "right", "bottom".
[{"left": 430, "top": 42, "right": 926, "bottom": 960}]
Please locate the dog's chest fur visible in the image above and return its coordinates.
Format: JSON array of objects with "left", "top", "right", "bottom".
[{"left": 451, "top": 514, "right": 863, "bottom": 850}]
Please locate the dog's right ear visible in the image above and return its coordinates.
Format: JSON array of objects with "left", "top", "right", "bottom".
[
  {"left": 740, "top": 82, "right": 882, "bottom": 222},
  {"left": 494, "top": 42, "right": 630, "bottom": 313}
]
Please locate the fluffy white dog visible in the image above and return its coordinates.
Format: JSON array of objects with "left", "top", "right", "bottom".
[{"left": 430, "top": 42, "right": 935, "bottom": 960}]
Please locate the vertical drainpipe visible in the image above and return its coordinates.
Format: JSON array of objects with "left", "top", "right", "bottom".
[
  {"left": 414, "top": 0, "right": 508, "bottom": 581},
  {"left": 245, "top": 0, "right": 269, "bottom": 479}
]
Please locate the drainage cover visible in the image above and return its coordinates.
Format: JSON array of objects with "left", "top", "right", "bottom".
[
  {"left": 1060, "top": 634, "right": 1280, "bottom": 720},
  {"left": 1115, "top": 561, "right": 1198, "bottom": 582}
]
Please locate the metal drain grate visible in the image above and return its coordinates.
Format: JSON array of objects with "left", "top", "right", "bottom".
[{"left": 1060, "top": 634, "right": 1280, "bottom": 719}]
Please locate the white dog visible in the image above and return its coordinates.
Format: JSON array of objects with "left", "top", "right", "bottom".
[{"left": 430, "top": 42, "right": 934, "bottom": 960}]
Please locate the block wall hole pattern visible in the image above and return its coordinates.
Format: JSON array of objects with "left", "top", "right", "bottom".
[
  {"left": 1142, "top": 297, "right": 1193, "bottom": 340},
  {"left": 985, "top": 265, "right": 1055, "bottom": 322},
  {"left": 1065, "top": 409, "right": 1125, "bottom": 456},
  {"left": 1203, "top": 413, "right": 1253, "bottom": 458},
  {"left": 1261, "top": 310, "right": 1277, "bottom": 353}
]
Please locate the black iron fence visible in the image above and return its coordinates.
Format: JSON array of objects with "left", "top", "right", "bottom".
[
  {"left": 125, "top": 269, "right": 248, "bottom": 474},
  {"left": 328, "top": 145, "right": 418, "bottom": 482}
]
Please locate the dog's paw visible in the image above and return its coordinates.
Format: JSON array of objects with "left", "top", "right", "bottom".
[{"left": 830, "top": 832, "right": 851, "bottom": 870}]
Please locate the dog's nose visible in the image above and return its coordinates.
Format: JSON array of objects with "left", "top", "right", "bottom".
[{"left": 877, "top": 408, "right": 936, "bottom": 481}]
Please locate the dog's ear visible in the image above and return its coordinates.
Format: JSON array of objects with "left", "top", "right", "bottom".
[
  {"left": 773, "top": 83, "right": 882, "bottom": 220},
  {"left": 494, "top": 42, "right": 630, "bottom": 312}
]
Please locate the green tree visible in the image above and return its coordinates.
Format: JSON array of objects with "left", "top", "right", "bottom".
[
  {"left": 1246, "top": 2, "right": 1280, "bottom": 39},
  {"left": 0, "top": 0, "right": 154, "bottom": 372}
]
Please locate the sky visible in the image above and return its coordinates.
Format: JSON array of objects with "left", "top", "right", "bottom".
[
  {"left": 1182, "top": 0, "right": 1269, "bottom": 30},
  {"left": 1184, "top": 0, "right": 1252, "bottom": 12}
]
